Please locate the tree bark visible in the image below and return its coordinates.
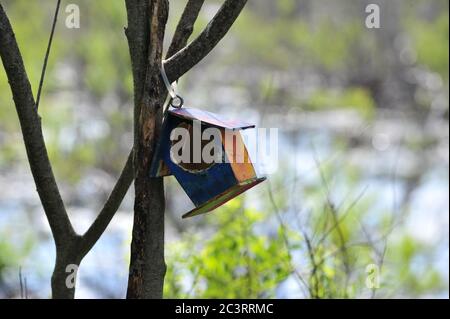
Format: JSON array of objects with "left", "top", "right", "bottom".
[
  {"left": 50, "top": 240, "right": 82, "bottom": 299},
  {"left": 125, "top": 0, "right": 169, "bottom": 299}
]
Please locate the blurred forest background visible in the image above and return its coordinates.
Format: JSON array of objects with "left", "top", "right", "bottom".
[{"left": 0, "top": 0, "right": 448, "bottom": 298}]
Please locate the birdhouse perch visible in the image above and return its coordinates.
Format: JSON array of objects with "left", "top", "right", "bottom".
[{"left": 150, "top": 107, "right": 266, "bottom": 218}]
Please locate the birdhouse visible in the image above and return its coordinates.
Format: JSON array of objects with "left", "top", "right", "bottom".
[{"left": 150, "top": 107, "right": 266, "bottom": 218}]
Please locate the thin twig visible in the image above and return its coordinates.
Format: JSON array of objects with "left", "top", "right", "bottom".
[
  {"left": 299, "top": 226, "right": 320, "bottom": 298},
  {"left": 239, "top": 199, "right": 254, "bottom": 298},
  {"left": 312, "top": 147, "right": 352, "bottom": 298},
  {"left": 267, "top": 181, "right": 310, "bottom": 296},
  {"left": 24, "top": 277, "right": 28, "bottom": 299},
  {"left": 36, "top": 0, "right": 61, "bottom": 109},
  {"left": 315, "top": 186, "right": 369, "bottom": 247},
  {"left": 19, "top": 267, "right": 23, "bottom": 299}
]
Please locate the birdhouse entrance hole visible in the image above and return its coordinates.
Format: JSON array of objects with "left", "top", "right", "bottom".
[{"left": 170, "top": 121, "right": 224, "bottom": 174}]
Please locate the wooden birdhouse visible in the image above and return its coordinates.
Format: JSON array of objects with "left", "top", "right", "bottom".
[{"left": 150, "top": 107, "right": 266, "bottom": 218}]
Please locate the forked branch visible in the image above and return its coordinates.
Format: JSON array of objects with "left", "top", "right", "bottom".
[
  {"left": 166, "top": 0, "right": 205, "bottom": 59},
  {"left": 165, "top": 0, "right": 248, "bottom": 82}
]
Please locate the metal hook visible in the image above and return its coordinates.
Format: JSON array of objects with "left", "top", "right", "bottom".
[{"left": 170, "top": 95, "right": 184, "bottom": 109}]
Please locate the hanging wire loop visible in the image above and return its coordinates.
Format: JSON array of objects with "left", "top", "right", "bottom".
[{"left": 160, "top": 60, "right": 184, "bottom": 109}]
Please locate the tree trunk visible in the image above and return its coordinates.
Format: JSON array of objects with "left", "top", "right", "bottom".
[
  {"left": 51, "top": 253, "right": 80, "bottom": 299},
  {"left": 49, "top": 236, "right": 83, "bottom": 299},
  {"left": 125, "top": 0, "right": 169, "bottom": 299}
]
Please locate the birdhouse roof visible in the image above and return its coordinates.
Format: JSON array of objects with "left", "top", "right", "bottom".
[{"left": 169, "top": 108, "right": 255, "bottom": 130}]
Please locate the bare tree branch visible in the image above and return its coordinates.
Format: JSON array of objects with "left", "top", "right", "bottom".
[
  {"left": 0, "top": 4, "right": 75, "bottom": 247},
  {"left": 166, "top": 0, "right": 205, "bottom": 59},
  {"left": 79, "top": 151, "right": 134, "bottom": 257},
  {"left": 165, "top": 0, "right": 248, "bottom": 82}
]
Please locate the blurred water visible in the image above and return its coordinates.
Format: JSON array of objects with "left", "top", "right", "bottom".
[{"left": 0, "top": 107, "right": 448, "bottom": 298}]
